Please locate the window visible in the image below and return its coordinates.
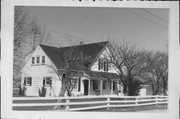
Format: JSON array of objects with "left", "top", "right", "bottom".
[
  {"left": 93, "top": 80, "right": 98, "bottom": 90},
  {"left": 36, "top": 56, "right": 40, "bottom": 64},
  {"left": 113, "top": 82, "right": 116, "bottom": 91},
  {"left": 24, "top": 77, "right": 32, "bottom": 86},
  {"left": 103, "top": 80, "right": 106, "bottom": 89},
  {"left": 42, "top": 56, "right": 45, "bottom": 64},
  {"left": 43, "top": 77, "right": 52, "bottom": 87},
  {"left": 104, "top": 59, "right": 109, "bottom": 71},
  {"left": 71, "top": 78, "right": 78, "bottom": 89},
  {"left": 32, "top": 57, "right": 35, "bottom": 64},
  {"left": 98, "top": 58, "right": 109, "bottom": 71},
  {"left": 98, "top": 58, "right": 103, "bottom": 70}
]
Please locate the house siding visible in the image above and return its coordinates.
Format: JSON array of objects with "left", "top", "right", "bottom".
[
  {"left": 22, "top": 46, "right": 61, "bottom": 96},
  {"left": 91, "top": 47, "right": 119, "bottom": 74}
]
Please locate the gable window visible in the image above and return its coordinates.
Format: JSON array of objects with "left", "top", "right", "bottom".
[
  {"left": 32, "top": 57, "right": 35, "bottom": 64},
  {"left": 104, "top": 59, "right": 109, "bottom": 71},
  {"left": 43, "top": 77, "right": 52, "bottom": 87},
  {"left": 24, "top": 77, "right": 32, "bottom": 86},
  {"left": 93, "top": 80, "right": 98, "bottom": 90},
  {"left": 36, "top": 56, "right": 40, "bottom": 64},
  {"left": 98, "top": 58, "right": 104, "bottom": 70},
  {"left": 103, "top": 80, "right": 106, "bottom": 89},
  {"left": 42, "top": 56, "right": 45, "bottom": 64},
  {"left": 98, "top": 58, "right": 109, "bottom": 71}
]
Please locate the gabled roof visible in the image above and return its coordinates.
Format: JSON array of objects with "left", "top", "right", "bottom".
[{"left": 40, "top": 41, "right": 108, "bottom": 69}]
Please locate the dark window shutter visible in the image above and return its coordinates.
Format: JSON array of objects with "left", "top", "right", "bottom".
[
  {"left": 30, "top": 77, "right": 32, "bottom": 86},
  {"left": 104, "top": 61, "right": 106, "bottom": 71},
  {"left": 24, "top": 77, "right": 26, "bottom": 85},
  {"left": 107, "top": 59, "right": 109, "bottom": 71},
  {"left": 50, "top": 78, "right": 52, "bottom": 86},
  {"left": 78, "top": 77, "right": 81, "bottom": 91},
  {"left": 43, "top": 78, "right": 45, "bottom": 86},
  {"left": 98, "top": 58, "right": 100, "bottom": 70}
]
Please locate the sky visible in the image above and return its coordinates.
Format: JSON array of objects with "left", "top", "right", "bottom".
[{"left": 24, "top": 6, "right": 168, "bottom": 51}]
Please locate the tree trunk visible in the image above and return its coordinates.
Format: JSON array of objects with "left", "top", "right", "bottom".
[
  {"left": 55, "top": 84, "right": 67, "bottom": 110},
  {"left": 162, "top": 78, "right": 167, "bottom": 95}
]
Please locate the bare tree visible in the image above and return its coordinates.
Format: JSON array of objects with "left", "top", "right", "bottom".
[
  {"left": 14, "top": 7, "right": 43, "bottom": 79},
  {"left": 137, "top": 50, "right": 168, "bottom": 95},
  {"left": 107, "top": 41, "right": 146, "bottom": 96}
]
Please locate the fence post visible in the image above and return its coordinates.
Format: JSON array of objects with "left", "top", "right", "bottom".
[
  {"left": 135, "top": 97, "right": 138, "bottom": 106},
  {"left": 155, "top": 95, "right": 158, "bottom": 105},
  {"left": 107, "top": 97, "right": 110, "bottom": 109},
  {"left": 66, "top": 97, "right": 70, "bottom": 111}
]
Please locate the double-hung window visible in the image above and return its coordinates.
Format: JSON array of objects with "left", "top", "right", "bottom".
[
  {"left": 42, "top": 56, "right": 45, "bottom": 64},
  {"left": 32, "top": 57, "right": 35, "bottom": 64},
  {"left": 43, "top": 77, "right": 52, "bottom": 87},
  {"left": 24, "top": 77, "right": 32, "bottom": 86},
  {"left": 36, "top": 56, "right": 40, "bottom": 64}
]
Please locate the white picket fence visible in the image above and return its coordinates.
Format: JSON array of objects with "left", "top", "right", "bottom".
[{"left": 12, "top": 95, "right": 168, "bottom": 111}]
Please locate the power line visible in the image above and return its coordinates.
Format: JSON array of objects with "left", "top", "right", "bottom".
[
  {"left": 126, "top": 9, "right": 168, "bottom": 29},
  {"left": 140, "top": 9, "right": 168, "bottom": 23},
  {"left": 40, "top": 26, "right": 92, "bottom": 44}
]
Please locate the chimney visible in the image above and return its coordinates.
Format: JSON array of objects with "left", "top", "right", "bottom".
[{"left": 79, "top": 41, "right": 84, "bottom": 45}]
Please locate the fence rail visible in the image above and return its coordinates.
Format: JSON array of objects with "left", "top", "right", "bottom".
[{"left": 12, "top": 95, "right": 168, "bottom": 111}]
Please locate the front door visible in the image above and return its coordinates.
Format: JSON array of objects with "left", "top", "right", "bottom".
[{"left": 84, "top": 80, "right": 89, "bottom": 95}]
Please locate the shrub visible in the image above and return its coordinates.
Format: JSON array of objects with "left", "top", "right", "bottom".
[
  {"left": 39, "top": 86, "right": 46, "bottom": 97},
  {"left": 128, "top": 79, "right": 142, "bottom": 96},
  {"left": 19, "top": 85, "right": 26, "bottom": 96}
]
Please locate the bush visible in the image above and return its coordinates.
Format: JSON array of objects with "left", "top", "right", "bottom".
[
  {"left": 128, "top": 79, "right": 142, "bottom": 96},
  {"left": 39, "top": 86, "right": 46, "bottom": 97},
  {"left": 19, "top": 85, "right": 26, "bottom": 96}
]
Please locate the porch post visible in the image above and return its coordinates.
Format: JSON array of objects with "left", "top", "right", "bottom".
[
  {"left": 100, "top": 80, "right": 103, "bottom": 95},
  {"left": 111, "top": 81, "right": 113, "bottom": 95},
  {"left": 88, "top": 79, "right": 90, "bottom": 95}
]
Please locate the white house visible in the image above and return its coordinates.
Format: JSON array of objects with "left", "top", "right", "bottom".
[{"left": 21, "top": 41, "right": 124, "bottom": 97}]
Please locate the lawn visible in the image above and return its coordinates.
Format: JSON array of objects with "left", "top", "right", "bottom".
[{"left": 87, "top": 104, "right": 167, "bottom": 112}]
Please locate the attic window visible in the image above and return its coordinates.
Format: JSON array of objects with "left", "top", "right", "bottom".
[
  {"left": 36, "top": 56, "right": 40, "bottom": 64},
  {"left": 98, "top": 58, "right": 109, "bottom": 71},
  {"left": 32, "top": 57, "right": 35, "bottom": 64},
  {"left": 42, "top": 56, "right": 45, "bottom": 64}
]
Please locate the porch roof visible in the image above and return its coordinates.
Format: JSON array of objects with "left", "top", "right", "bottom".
[{"left": 84, "top": 70, "right": 120, "bottom": 81}]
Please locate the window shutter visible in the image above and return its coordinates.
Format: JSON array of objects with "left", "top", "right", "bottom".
[
  {"left": 78, "top": 77, "right": 81, "bottom": 91},
  {"left": 43, "top": 78, "right": 45, "bottom": 86},
  {"left": 24, "top": 77, "right": 26, "bottom": 85},
  {"left": 50, "top": 78, "right": 52, "bottom": 86},
  {"left": 98, "top": 58, "right": 100, "bottom": 70},
  {"left": 104, "top": 61, "right": 106, "bottom": 71},
  {"left": 30, "top": 77, "right": 32, "bottom": 86}
]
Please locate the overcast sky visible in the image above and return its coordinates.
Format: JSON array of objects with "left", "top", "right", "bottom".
[{"left": 24, "top": 7, "right": 168, "bottom": 51}]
